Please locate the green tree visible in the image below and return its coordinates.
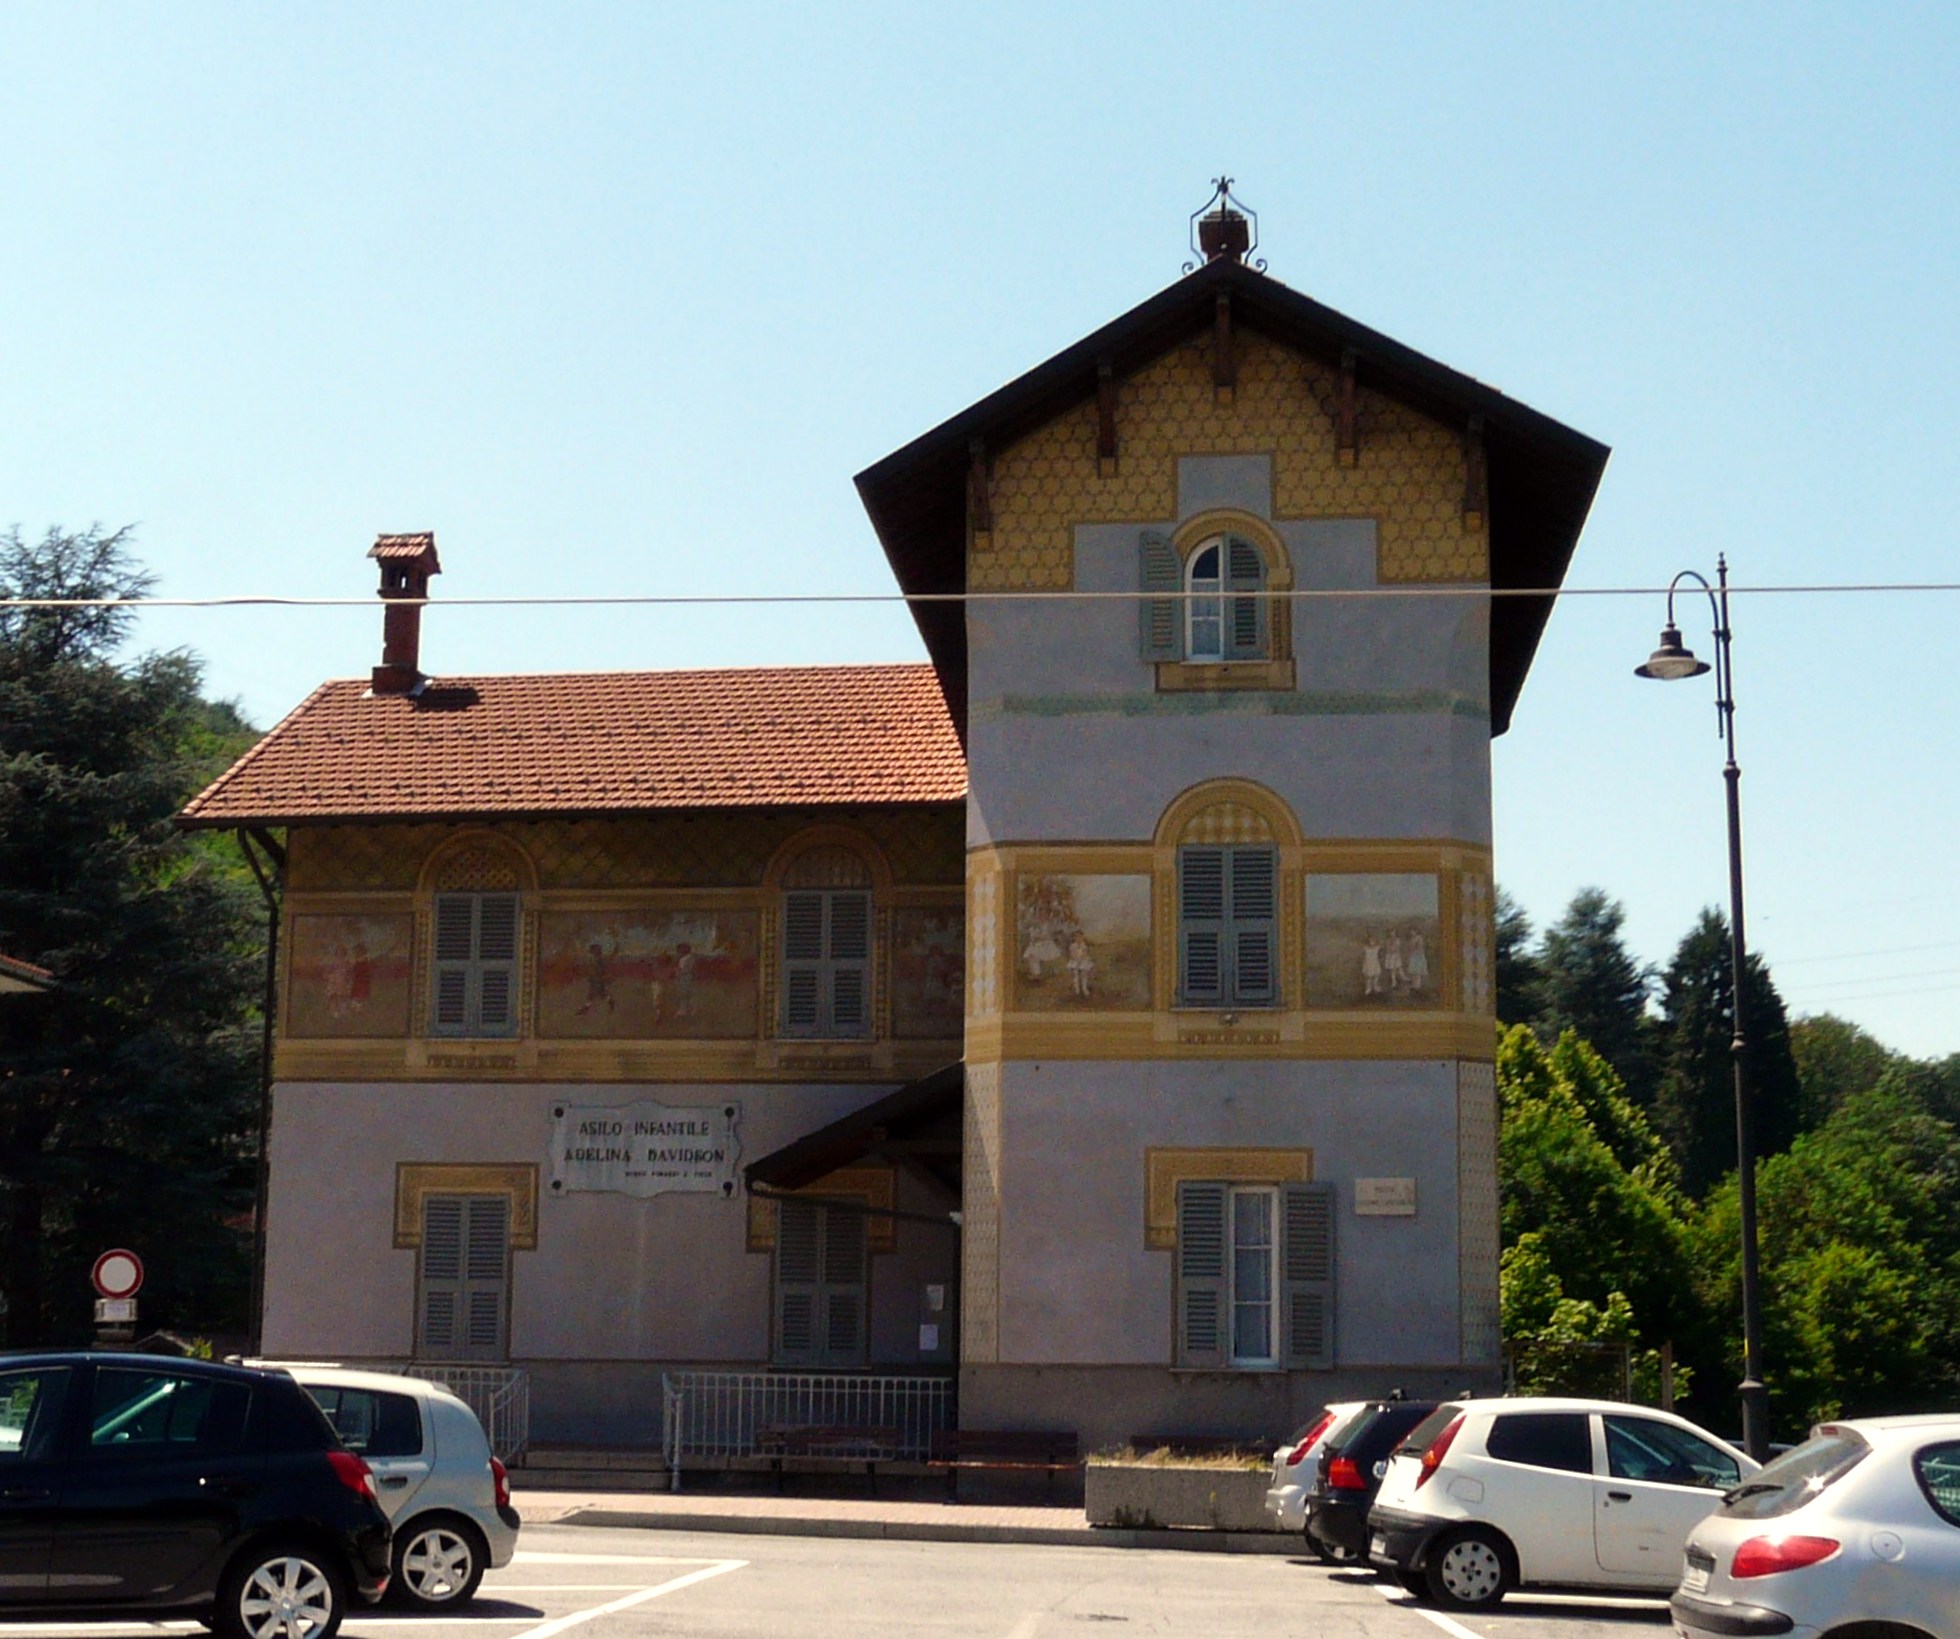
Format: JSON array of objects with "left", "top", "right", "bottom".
[
  {"left": 0, "top": 524, "right": 263, "bottom": 1343},
  {"left": 1532, "top": 889, "right": 1656, "bottom": 1107},
  {"left": 1651, "top": 908, "right": 1803, "bottom": 1197},
  {"left": 1497, "top": 1024, "right": 1698, "bottom": 1354},
  {"left": 1692, "top": 1085, "right": 1960, "bottom": 1430},
  {"left": 1789, "top": 1013, "right": 1896, "bottom": 1129},
  {"left": 1494, "top": 886, "right": 1542, "bottom": 1026}
]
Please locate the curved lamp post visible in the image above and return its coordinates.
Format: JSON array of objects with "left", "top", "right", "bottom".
[{"left": 1635, "top": 555, "right": 1768, "bottom": 1461}]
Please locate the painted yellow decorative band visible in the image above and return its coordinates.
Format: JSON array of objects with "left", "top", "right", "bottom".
[
  {"left": 393, "top": 1163, "right": 538, "bottom": 1250},
  {"left": 1155, "top": 658, "right": 1297, "bottom": 692},
  {"left": 745, "top": 1165, "right": 898, "bottom": 1254},
  {"left": 278, "top": 1037, "right": 958, "bottom": 1085},
  {"left": 1144, "top": 1147, "right": 1312, "bottom": 1250}
]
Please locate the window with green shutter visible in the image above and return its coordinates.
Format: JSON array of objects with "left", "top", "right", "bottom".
[
  {"left": 417, "top": 1193, "right": 510, "bottom": 1361},
  {"left": 430, "top": 892, "right": 521, "bottom": 1038},
  {"left": 1177, "top": 844, "right": 1278, "bottom": 1007},
  {"left": 1176, "top": 1179, "right": 1334, "bottom": 1370},
  {"left": 772, "top": 1198, "right": 868, "bottom": 1368},
  {"left": 780, "top": 888, "right": 872, "bottom": 1039}
]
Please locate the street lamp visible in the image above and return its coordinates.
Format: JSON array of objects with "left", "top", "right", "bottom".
[{"left": 1635, "top": 555, "right": 1769, "bottom": 1462}]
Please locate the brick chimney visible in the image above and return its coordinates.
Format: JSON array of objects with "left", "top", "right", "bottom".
[{"left": 368, "top": 532, "right": 441, "bottom": 696}]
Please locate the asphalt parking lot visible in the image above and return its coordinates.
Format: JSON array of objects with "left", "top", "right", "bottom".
[{"left": 0, "top": 1523, "right": 1675, "bottom": 1639}]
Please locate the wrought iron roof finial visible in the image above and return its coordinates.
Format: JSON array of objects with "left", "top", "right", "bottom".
[{"left": 1186, "top": 176, "right": 1262, "bottom": 273}]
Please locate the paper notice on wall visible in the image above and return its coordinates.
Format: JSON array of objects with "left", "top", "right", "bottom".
[{"left": 919, "top": 1323, "right": 941, "bottom": 1352}]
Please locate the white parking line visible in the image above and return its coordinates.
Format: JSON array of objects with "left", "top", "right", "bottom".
[
  {"left": 506, "top": 1561, "right": 746, "bottom": 1639},
  {"left": 1374, "top": 1587, "right": 1484, "bottom": 1639}
]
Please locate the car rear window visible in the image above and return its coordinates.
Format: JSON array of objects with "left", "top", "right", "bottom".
[
  {"left": 1345, "top": 1404, "right": 1437, "bottom": 1461},
  {"left": 1912, "top": 1441, "right": 1960, "bottom": 1527},
  {"left": 1396, "top": 1404, "right": 1464, "bottom": 1456},
  {"left": 1719, "top": 1428, "right": 1869, "bottom": 1519},
  {"left": 1485, "top": 1411, "right": 1593, "bottom": 1474},
  {"left": 308, "top": 1387, "right": 424, "bottom": 1459}
]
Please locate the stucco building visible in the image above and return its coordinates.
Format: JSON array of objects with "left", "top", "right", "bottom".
[{"left": 182, "top": 222, "right": 1606, "bottom": 1450}]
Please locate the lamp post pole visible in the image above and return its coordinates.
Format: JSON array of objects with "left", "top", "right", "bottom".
[{"left": 1636, "top": 555, "right": 1769, "bottom": 1462}]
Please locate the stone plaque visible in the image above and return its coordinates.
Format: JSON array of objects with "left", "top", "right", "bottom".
[
  {"left": 1355, "top": 1176, "right": 1417, "bottom": 1216},
  {"left": 548, "top": 1100, "right": 742, "bottom": 1198}
]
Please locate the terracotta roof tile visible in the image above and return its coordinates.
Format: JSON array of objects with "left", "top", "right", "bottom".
[{"left": 179, "top": 663, "right": 966, "bottom": 827}]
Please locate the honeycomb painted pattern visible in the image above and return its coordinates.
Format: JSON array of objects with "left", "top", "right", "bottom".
[
  {"left": 1458, "top": 871, "right": 1494, "bottom": 1017},
  {"left": 977, "top": 329, "right": 1489, "bottom": 590},
  {"left": 1178, "top": 800, "right": 1275, "bottom": 846},
  {"left": 288, "top": 808, "right": 965, "bottom": 893}
]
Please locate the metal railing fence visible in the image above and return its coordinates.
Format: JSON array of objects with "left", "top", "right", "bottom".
[
  {"left": 403, "top": 1363, "right": 531, "bottom": 1461},
  {"left": 661, "top": 1370, "right": 956, "bottom": 1490}
]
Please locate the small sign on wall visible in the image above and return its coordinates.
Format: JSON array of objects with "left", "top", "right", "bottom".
[
  {"left": 549, "top": 1100, "right": 742, "bottom": 1198},
  {"left": 1355, "top": 1177, "right": 1418, "bottom": 1217}
]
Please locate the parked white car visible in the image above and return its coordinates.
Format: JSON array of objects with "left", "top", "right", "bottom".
[
  {"left": 1265, "top": 1402, "right": 1368, "bottom": 1536},
  {"left": 1673, "top": 1414, "right": 1960, "bottom": 1639},
  {"left": 1366, "top": 1396, "right": 1756, "bottom": 1609},
  {"left": 286, "top": 1366, "right": 521, "bottom": 1609}
]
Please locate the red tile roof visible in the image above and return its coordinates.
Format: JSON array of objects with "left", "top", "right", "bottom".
[
  {"left": 0, "top": 953, "right": 54, "bottom": 992},
  {"left": 369, "top": 532, "right": 437, "bottom": 562},
  {"left": 179, "top": 663, "right": 966, "bottom": 827}
]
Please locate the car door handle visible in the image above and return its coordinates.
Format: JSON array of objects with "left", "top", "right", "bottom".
[
  {"left": 200, "top": 1474, "right": 257, "bottom": 1499},
  {"left": 381, "top": 1475, "right": 410, "bottom": 1488},
  {"left": 1606, "top": 1489, "right": 1633, "bottom": 1502},
  {"left": 0, "top": 1486, "right": 52, "bottom": 1501}
]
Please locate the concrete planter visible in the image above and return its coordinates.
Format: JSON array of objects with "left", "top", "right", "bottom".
[{"left": 1084, "top": 1462, "right": 1275, "bottom": 1531}]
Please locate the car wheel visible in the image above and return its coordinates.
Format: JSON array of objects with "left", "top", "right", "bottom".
[
  {"left": 392, "top": 1516, "right": 488, "bottom": 1609},
  {"left": 1305, "top": 1531, "right": 1360, "bottom": 1564},
  {"left": 1389, "top": 1567, "right": 1426, "bottom": 1597},
  {"left": 1422, "top": 1527, "right": 1512, "bottom": 1610},
  {"left": 217, "top": 1542, "right": 348, "bottom": 1639}
]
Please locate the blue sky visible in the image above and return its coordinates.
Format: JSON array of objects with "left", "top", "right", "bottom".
[{"left": 4, "top": 2, "right": 1956, "bottom": 1056}]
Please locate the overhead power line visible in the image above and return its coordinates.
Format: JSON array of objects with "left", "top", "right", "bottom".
[{"left": 5, "top": 580, "right": 1960, "bottom": 611}]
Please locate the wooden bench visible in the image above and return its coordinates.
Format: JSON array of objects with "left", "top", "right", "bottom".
[
  {"left": 756, "top": 1424, "right": 900, "bottom": 1493},
  {"left": 927, "top": 1428, "right": 1081, "bottom": 1499}
]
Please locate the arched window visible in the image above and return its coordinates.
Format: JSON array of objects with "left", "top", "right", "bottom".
[
  {"left": 1142, "top": 526, "right": 1276, "bottom": 667},
  {"left": 422, "top": 836, "right": 533, "bottom": 1039}
]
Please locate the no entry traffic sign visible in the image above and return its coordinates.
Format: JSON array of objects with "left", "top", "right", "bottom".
[{"left": 91, "top": 1248, "right": 145, "bottom": 1300}]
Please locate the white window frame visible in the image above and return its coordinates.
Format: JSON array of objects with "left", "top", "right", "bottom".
[
  {"left": 1186, "top": 540, "right": 1225, "bottom": 660},
  {"left": 1228, "top": 1184, "right": 1279, "bottom": 1368}
]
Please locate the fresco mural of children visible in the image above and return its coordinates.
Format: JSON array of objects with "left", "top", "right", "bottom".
[
  {"left": 1405, "top": 931, "right": 1428, "bottom": 993},
  {"left": 1361, "top": 935, "right": 1383, "bottom": 995},
  {"left": 1384, "top": 931, "right": 1406, "bottom": 991},
  {"left": 574, "top": 940, "right": 615, "bottom": 1016},
  {"left": 1066, "top": 929, "right": 1096, "bottom": 996}
]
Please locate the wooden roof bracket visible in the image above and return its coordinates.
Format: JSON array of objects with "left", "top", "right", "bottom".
[
  {"left": 1096, "top": 358, "right": 1119, "bottom": 476},
  {"left": 1462, "top": 414, "right": 1489, "bottom": 531},
  {"left": 967, "top": 436, "right": 992, "bottom": 550},
  {"left": 1212, "top": 291, "right": 1236, "bottom": 404},
  {"left": 1337, "top": 348, "right": 1359, "bottom": 467}
]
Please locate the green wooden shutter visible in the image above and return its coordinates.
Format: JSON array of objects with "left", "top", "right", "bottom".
[
  {"left": 821, "top": 1206, "right": 869, "bottom": 1367},
  {"left": 1179, "top": 847, "right": 1226, "bottom": 1004},
  {"left": 775, "top": 1198, "right": 822, "bottom": 1366},
  {"left": 1280, "top": 1182, "right": 1336, "bottom": 1370},
  {"left": 475, "top": 894, "right": 520, "bottom": 1035},
  {"left": 460, "top": 1195, "right": 510, "bottom": 1359},
  {"left": 781, "top": 892, "right": 825, "bottom": 1036},
  {"left": 1138, "top": 530, "right": 1182, "bottom": 662},
  {"left": 418, "top": 1195, "right": 463, "bottom": 1354},
  {"left": 1176, "top": 1180, "right": 1229, "bottom": 1367},
  {"left": 827, "top": 891, "right": 871, "bottom": 1037},
  {"left": 431, "top": 896, "right": 474, "bottom": 1034},
  {"left": 1224, "top": 536, "right": 1267, "bottom": 659},
  {"left": 1227, "top": 847, "right": 1277, "bottom": 1004}
]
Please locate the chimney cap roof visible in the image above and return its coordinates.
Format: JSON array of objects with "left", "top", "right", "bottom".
[{"left": 369, "top": 532, "right": 441, "bottom": 572}]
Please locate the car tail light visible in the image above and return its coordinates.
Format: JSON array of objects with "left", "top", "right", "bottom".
[
  {"left": 1327, "top": 1456, "right": 1368, "bottom": 1491},
  {"left": 491, "top": 1455, "right": 511, "bottom": 1509},
  {"left": 327, "top": 1449, "right": 378, "bottom": 1504},
  {"left": 1732, "top": 1535, "right": 1841, "bottom": 1579},
  {"left": 1286, "top": 1412, "right": 1336, "bottom": 1468},
  {"left": 1413, "top": 1413, "right": 1464, "bottom": 1490}
]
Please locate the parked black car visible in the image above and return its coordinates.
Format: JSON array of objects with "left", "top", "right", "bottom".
[
  {"left": 0, "top": 1352, "right": 392, "bottom": 1639},
  {"left": 1304, "top": 1398, "right": 1439, "bottom": 1563}
]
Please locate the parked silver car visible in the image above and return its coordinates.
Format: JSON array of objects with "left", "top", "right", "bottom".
[
  {"left": 1673, "top": 1414, "right": 1960, "bottom": 1639},
  {"left": 286, "top": 1366, "right": 521, "bottom": 1609}
]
